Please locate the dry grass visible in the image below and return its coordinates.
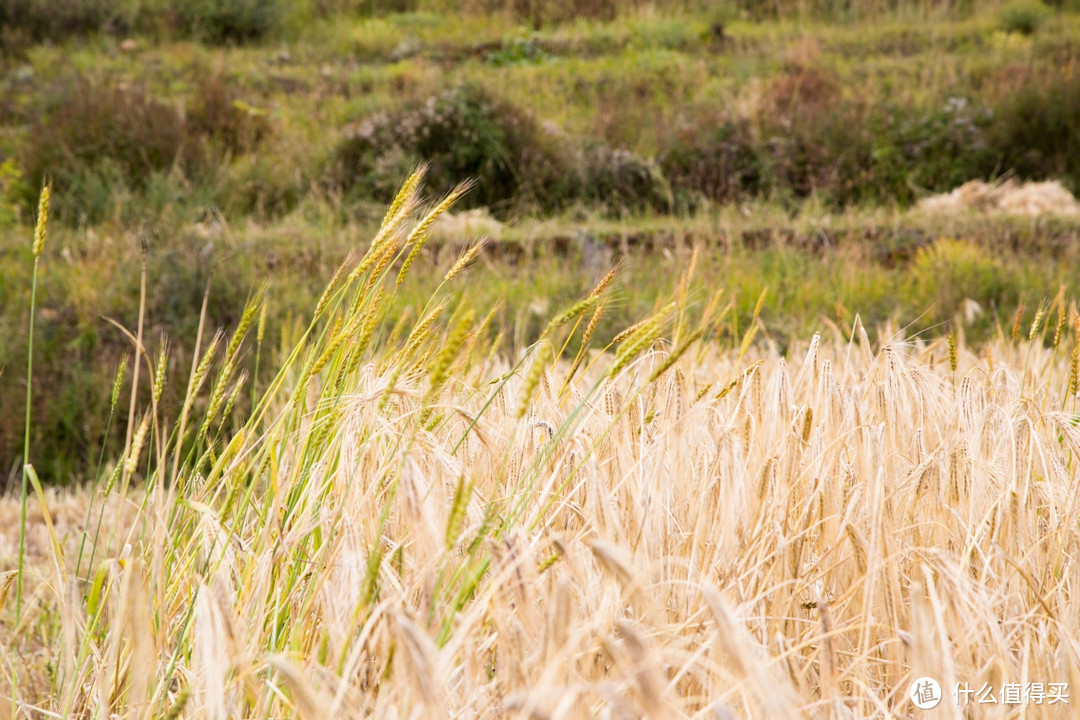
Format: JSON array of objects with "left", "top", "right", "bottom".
[
  {"left": 2, "top": 175, "right": 1079, "bottom": 718},
  {"left": 917, "top": 179, "right": 1080, "bottom": 217}
]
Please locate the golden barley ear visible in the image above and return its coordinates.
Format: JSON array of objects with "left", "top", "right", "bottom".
[
  {"left": 32, "top": 181, "right": 51, "bottom": 258},
  {"left": 398, "top": 180, "right": 473, "bottom": 287},
  {"left": 444, "top": 240, "right": 485, "bottom": 282},
  {"left": 384, "top": 162, "right": 428, "bottom": 227}
]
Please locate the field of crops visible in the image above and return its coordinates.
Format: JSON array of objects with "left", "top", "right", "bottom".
[
  {"left": 4, "top": 1, "right": 1080, "bottom": 717},
  {"left": 2, "top": 174, "right": 1079, "bottom": 717}
]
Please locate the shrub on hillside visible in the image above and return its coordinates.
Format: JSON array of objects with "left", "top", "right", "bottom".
[
  {"left": 0, "top": 0, "right": 117, "bottom": 54},
  {"left": 187, "top": 76, "right": 272, "bottom": 154},
  {"left": 332, "top": 85, "right": 573, "bottom": 215},
  {"left": 23, "top": 83, "right": 192, "bottom": 215},
  {"left": 661, "top": 89, "right": 998, "bottom": 209},
  {"left": 0, "top": 0, "right": 281, "bottom": 51},
  {"left": 660, "top": 118, "right": 764, "bottom": 207},
  {"left": 454, "top": 0, "right": 620, "bottom": 24},
  {"left": 21, "top": 78, "right": 270, "bottom": 223},
  {"left": 893, "top": 98, "right": 995, "bottom": 195},
  {"left": 576, "top": 143, "right": 672, "bottom": 215},
  {"left": 173, "top": 0, "right": 284, "bottom": 43},
  {"left": 991, "top": 73, "right": 1080, "bottom": 191},
  {"left": 755, "top": 65, "right": 858, "bottom": 203},
  {"left": 311, "top": 0, "right": 419, "bottom": 16},
  {"left": 730, "top": 0, "right": 976, "bottom": 21},
  {"left": 998, "top": 0, "right": 1051, "bottom": 35}
]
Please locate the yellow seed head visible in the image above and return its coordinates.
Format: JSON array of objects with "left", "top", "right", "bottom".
[
  {"left": 648, "top": 327, "right": 705, "bottom": 383},
  {"left": 582, "top": 302, "right": 604, "bottom": 344},
  {"left": 102, "top": 460, "right": 122, "bottom": 496},
  {"left": 153, "top": 338, "right": 168, "bottom": 406},
  {"left": 219, "top": 374, "right": 247, "bottom": 422},
  {"left": 398, "top": 182, "right": 471, "bottom": 286},
  {"left": 694, "top": 382, "right": 714, "bottom": 402},
  {"left": 446, "top": 475, "right": 472, "bottom": 550},
  {"left": 566, "top": 302, "right": 606, "bottom": 383},
  {"left": 612, "top": 302, "right": 675, "bottom": 345},
  {"left": 257, "top": 300, "right": 267, "bottom": 345},
  {"left": 428, "top": 309, "right": 474, "bottom": 396},
  {"left": 404, "top": 299, "right": 449, "bottom": 359},
  {"left": 377, "top": 362, "right": 404, "bottom": 415},
  {"left": 314, "top": 257, "right": 351, "bottom": 320},
  {"left": 191, "top": 334, "right": 222, "bottom": 400},
  {"left": 542, "top": 295, "right": 598, "bottom": 340},
  {"left": 801, "top": 406, "right": 814, "bottom": 443},
  {"left": 33, "top": 183, "right": 50, "bottom": 258},
  {"left": 715, "top": 376, "right": 739, "bottom": 401},
  {"left": 589, "top": 267, "right": 618, "bottom": 298},
  {"left": 352, "top": 204, "right": 413, "bottom": 284},
  {"left": 124, "top": 414, "right": 151, "bottom": 478},
  {"left": 110, "top": 354, "right": 129, "bottom": 411},
  {"left": 383, "top": 163, "right": 427, "bottom": 228},
  {"left": 444, "top": 241, "right": 485, "bottom": 282},
  {"left": 517, "top": 341, "right": 552, "bottom": 418},
  {"left": 610, "top": 317, "right": 663, "bottom": 377},
  {"left": 1029, "top": 301, "right": 1048, "bottom": 341},
  {"left": 1053, "top": 306, "right": 1066, "bottom": 349},
  {"left": 225, "top": 294, "right": 261, "bottom": 363}
]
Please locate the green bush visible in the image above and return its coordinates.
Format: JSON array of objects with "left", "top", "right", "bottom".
[
  {"left": 443, "top": 0, "right": 620, "bottom": 25},
  {"left": 173, "top": 0, "right": 284, "bottom": 43},
  {"left": 21, "top": 78, "right": 270, "bottom": 224},
  {"left": 998, "top": 0, "right": 1051, "bottom": 36},
  {"left": 331, "top": 85, "right": 574, "bottom": 215},
  {"left": 576, "top": 143, "right": 672, "bottom": 215},
  {"left": 991, "top": 72, "right": 1080, "bottom": 190},
  {"left": 730, "top": 0, "right": 974, "bottom": 21},
  {"left": 186, "top": 76, "right": 272, "bottom": 154},
  {"left": 0, "top": 0, "right": 114, "bottom": 37},
  {"left": 0, "top": 0, "right": 118, "bottom": 54},
  {"left": 22, "top": 82, "right": 193, "bottom": 222},
  {"left": 311, "top": 0, "right": 419, "bottom": 16},
  {"left": 0, "top": 0, "right": 282, "bottom": 51},
  {"left": 661, "top": 78, "right": 999, "bottom": 209},
  {"left": 659, "top": 118, "right": 764, "bottom": 207},
  {"left": 866, "top": 97, "right": 995, "bottom": 203},
  {"left": 333, "top": 84, "right": 680, "bottom": 216}
]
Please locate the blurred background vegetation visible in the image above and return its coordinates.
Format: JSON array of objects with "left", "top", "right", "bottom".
[{"left": 2, "top": 0, "right": 1080, "bottom": 482}]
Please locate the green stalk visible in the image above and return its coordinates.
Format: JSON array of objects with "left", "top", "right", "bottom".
[
  {"left": 15, "top": 262, "right": 38, "bottom": 628},
  {"left": 16, "top": 183, "right": 50, "bottom": 628}
]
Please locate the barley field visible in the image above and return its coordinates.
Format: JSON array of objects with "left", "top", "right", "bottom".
[{"left": 2, "top": 175, "right": 1079, "bottom": 719}]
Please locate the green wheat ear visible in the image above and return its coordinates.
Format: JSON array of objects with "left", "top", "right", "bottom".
[
  {"left": 445, "top": 475, "right": 472, "bottom": 551},
  {"left": 517, "top": 340, "right": 552, "bottom": 418}
]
